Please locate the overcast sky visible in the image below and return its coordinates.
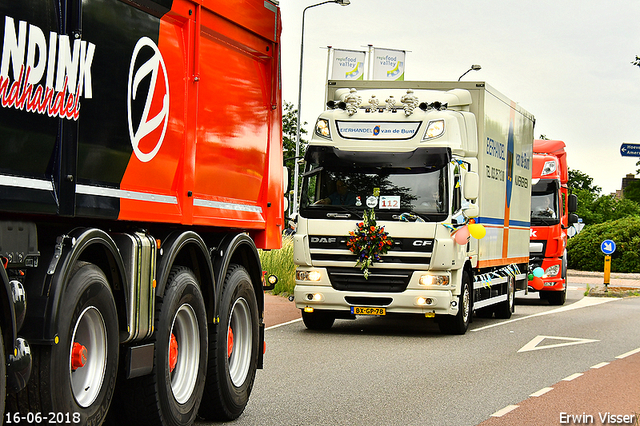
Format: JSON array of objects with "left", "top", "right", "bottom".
[{"left": 278, "top": 0, "right": 640, "bottom": 195}]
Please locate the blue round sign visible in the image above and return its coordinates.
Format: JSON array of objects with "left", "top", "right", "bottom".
[{"left": 601, "top": 239, "right": 616, "bottom": 255}]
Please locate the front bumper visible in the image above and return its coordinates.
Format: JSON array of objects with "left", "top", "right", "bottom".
[{"left": 294, "top": 277, "right": 458, "bottom": 316}]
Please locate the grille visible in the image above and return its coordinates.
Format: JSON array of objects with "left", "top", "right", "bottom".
[
  {"left": 311, "top": 253, "right": 429, "bottom": 265},
  {"left": 327, "top": 267, "right": 411, "bottom": 292},
  {"left": 345, "top": 296, "right": 393, "bottom": 306}
]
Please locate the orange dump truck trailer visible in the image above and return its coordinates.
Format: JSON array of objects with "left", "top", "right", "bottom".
[{"left": 0, "top": 1, "right": 283, "bottom": 424}]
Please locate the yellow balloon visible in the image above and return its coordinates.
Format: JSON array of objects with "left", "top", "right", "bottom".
[{"left": 468, "top": 223, "right": 486, "bottom": 239}]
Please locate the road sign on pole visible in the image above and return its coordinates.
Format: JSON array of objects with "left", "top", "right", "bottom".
[
  {"left": 600, "top": 239, "right": 615, "bottom": 291},
  {"left": 600, "top": 239, "right": 616, "bottom": 255},
  {"left": 620, "top": 143, "right": 640, "bottom": 157}
]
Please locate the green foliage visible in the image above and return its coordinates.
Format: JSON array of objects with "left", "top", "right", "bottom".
[
  {"left": 572, "top": 188, "right": 640, "bottom": 225},
  {"left": 568, "top": 167, "right": 601, "bottom": 193},
  {"left": 258, "top": 236, "right": 296, "bottom": 296},
  {"left": 568, "top": 216, "right": 640, "bottom": 273},
  {"left": 283, "top": 101, "right": 308, "bottom": 195},
  {"left": 624, "top": 179, "right": 640, "bottom": 204}
]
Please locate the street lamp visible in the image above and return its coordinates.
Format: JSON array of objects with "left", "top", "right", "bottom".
[
  {"left": 292, "top": 0, "right": 350, "bottom": 216},
  {"left": 458, "top": 64, "right": 481, "bottom": 81}
]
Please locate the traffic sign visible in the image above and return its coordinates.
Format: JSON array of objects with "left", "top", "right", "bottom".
[
  {"left": 601, "top": 239, "right": 616, "bottom": 255},
  {"left": 620, "top": 143, "right": 640, "bottom": 157}
]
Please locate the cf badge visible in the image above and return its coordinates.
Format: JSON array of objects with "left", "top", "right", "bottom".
[{"left": 127, "top": 37, "right": 170, "bottom": 163}]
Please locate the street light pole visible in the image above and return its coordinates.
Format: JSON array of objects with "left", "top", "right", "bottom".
[
  {"left": 458, "top": 64, "right": 481, "bottom": 81},
  {"left": 292, "top": 0, "right": 350, "bottom": 216}
]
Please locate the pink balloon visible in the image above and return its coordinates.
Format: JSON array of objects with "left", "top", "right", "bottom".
[{"left": 454, "top": 226, "right": 470, "bottom": 245}]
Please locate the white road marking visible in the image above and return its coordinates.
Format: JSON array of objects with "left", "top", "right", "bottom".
[
  {"left": 591, "top": 362, "right": 610, "bottom": 369},
  {"left": 472, "top": 296, "right": 619, "bottom": 332},
  {"left": 266, "top": 318, "right": 302, "bottom": 331},
  {"left": 562, "top": 373, "right": 583, "bottom": 381},
  {"left": 518, "top": 335, "right": 599, "bottom": 353},
  {"left": 615, "top": 347, "right": 640, "bottom": 359},
  {"left": 530, "top": 387, "right": 554, "bottom": 397},
  {"left": 491, "top": 405, "right": 519, "bottom": 417}
]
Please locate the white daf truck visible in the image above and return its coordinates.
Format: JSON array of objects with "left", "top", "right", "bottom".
[{"left": 293, "top": 80, "right": 534, "bottom": 334}]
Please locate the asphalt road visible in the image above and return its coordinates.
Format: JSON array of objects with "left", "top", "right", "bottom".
[{"left": 197, "top": 282, "right": 640, "bottom": 426}]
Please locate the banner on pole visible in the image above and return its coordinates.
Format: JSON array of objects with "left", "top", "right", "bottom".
[
  {"left": 371, "top": 47, "right": 405, "bottom": 81},
  {"left": 331, "top": 48, "right": 366, "bottom": 80}
]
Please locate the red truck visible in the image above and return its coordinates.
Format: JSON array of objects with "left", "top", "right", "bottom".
[
  {"left": 529, "top": 140, "right": 577, "bottom": 305},
  {"left": 0, "top": 1, "right": 283, "bottom": 425}
]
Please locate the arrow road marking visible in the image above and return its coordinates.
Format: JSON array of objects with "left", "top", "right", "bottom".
[{"left": 518, "top": 335, "right": 599, "bottom": 353}]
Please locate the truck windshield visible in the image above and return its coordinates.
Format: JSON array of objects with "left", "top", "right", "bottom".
[
  {"left": 531, "top": 179, "right": 559, "bottom": 225},
  {"left": 300, "top": 149, "right": 449, "bottom": 221}
]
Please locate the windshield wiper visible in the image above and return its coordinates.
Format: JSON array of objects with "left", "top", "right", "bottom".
[
  {"left": 392, "top": 212, "right": 426, "bottom": 222},
  {"left": 532, "top": 217, "right": 557, "bottom": 226},
  {"left": 325, "top": 205, "right": 363, "bottom": 220}
]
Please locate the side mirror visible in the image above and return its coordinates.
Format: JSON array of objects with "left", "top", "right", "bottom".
[
  {"left": 568, "top": 213, "right": 578, "bottom": 225},
  {"left": 463, "top": 172, "right": 479, "bottom": 201},
  {"left": 568, "top": 193, "right": 577, "bottom": 213},
  {"left": 463, "top": 203, "right": 479, "bottom": 218}
]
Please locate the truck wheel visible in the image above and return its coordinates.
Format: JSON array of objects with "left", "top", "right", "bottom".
[
  {"left": 439, "top": 271, "right": 471, "bottom": 335},
  {"left": 301, "top": 310, "right": 335, "bottom": 330},
  {"left": 547, "top": 252, "right": 568, "bottom": 306},
  {"left": 494, "top": 276, "right": 515, "bottom": 319},
  {"left": 118, "top": 266, "right": 207, "bottom": 426},
  {"left": 0, "top": 324, "right": 5, "bottom": 419},
  {"left": 9, "top": 262, "right": 118, "bottom": 425},
  {"left": 547, "top": 288, "right": 566, "bottom": 305},
  {"left": 199, "top": 265, "right": 259, "bottom": 421}
]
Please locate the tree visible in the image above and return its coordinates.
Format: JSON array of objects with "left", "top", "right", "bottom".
[
  {"left": 623, "top": 179, "right": 640, "bottom": 204},
  {"left": 566, "top": 168, "right": 640, "bottom": 225},
  {"left": 568, "top": 167, "right": 601, "bottom": 193},
  {"left": 282, "top": 101, "right": 308, "bottom": 200}
]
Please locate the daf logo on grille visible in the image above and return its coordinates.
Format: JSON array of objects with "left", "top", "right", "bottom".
[
  {"left": 412, "top": 240, "right": 432, "bottom": 246},
  {"left": 311, "top": 237, "right": 337, "bottom": 244}
]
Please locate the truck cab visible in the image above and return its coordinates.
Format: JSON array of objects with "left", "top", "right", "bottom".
[
  {"left": 529, "top": 140, "right": 578, "bottom": 305},
  {"left": 293, "top": 81, "right": 534, "bottom": 335}
]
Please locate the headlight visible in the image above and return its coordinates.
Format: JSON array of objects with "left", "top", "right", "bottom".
[
  {"left": 296, "top": 270, "right": 322, "bottom": 281},
  {"left": 422, "top": 119, "right": 444, "bottom": 141},
  {"left": 419, "top": 275, "right": 449, "bottom": 286},
  {"left": 315, "top": 118, "right": 331, "bottom": 139},
  {"left": 544, "top": 265, "right": 560, "bottom": 277},
  {"left": 541, "top": 160, "right": 557, "bottom": 176}
]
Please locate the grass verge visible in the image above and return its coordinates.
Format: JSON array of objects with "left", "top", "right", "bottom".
[{"left": 259, "top": 235, "right": 296, "bottom": 296}]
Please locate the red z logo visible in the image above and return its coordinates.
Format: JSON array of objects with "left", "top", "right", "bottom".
[{"left": 127, "top": 37, "right": 169, "bottom": 163}]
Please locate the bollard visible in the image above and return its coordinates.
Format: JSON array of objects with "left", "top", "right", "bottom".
[{"left": 604, "top": 255, "right": 611, "bottom": 292}]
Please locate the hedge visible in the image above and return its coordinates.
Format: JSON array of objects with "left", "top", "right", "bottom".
[{"left": 567, "top": 216, "right": 640, "bottom": 273}]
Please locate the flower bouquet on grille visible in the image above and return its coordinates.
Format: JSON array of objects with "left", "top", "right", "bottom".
[{"left": 347, "top": 209, "right": 393, "bottom": 279}]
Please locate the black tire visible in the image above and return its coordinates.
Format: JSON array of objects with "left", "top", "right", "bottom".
[
  {"left": 301, "top": 310, "right": 335, "bottom": 330},
  {"left": 439, "top": 271, "right": 471, "bottom": 335},
  {"left": 113, "top": 266, "right": 208, "bottom": 426},
  {"left": 547, "top": 288, "right": 567, "bottom": 305},
  {"left": 0, "top": 324, "right": 5, "bottom": 420},
  {"left": 548, "top": 253, "right": 568, "bottom": 306},
  {"left": 199, "top": 265, "right": 259, "bottom": 421},
  {"left": 494, "top": 276, "right": 515, "bottom": 319},
  {"left": 8, "top": 262, "right": 118, "bottom": 425}
]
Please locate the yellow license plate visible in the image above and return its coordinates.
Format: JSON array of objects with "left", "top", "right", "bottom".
[{"left": 351, "top": 306, "right": 386, "bottom": 316}]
